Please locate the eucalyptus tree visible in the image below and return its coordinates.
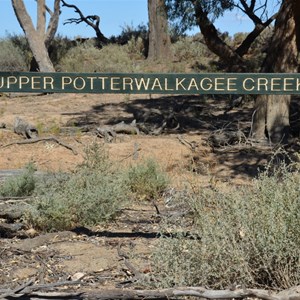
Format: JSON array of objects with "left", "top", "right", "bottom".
[
  {"left": 11, "top": 0, "right": 60, "bottom": 72},
  {"left": 166, "top": 0, "right": 278, "bottom": 71},
  {"left": 166, "top": 0, "right": 300, "bottom": 144}
]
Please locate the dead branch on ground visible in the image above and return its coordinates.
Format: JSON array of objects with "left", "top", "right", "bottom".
[
  {"left": 1, "top": 284, "right": 299, "bottom": 300},
  {"left": 1, "top": 136, "right": 78, "bottom": 155},
  {"left": 96, "top": 121, "right": 140, "bottom": 142}
]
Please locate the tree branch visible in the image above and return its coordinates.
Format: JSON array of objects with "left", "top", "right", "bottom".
[
  {"left": 61, "top": 0, "right": 108, "bottom": 44},
  {"left": 190, "top": 0, "right": 245, "bottom": 70},
  {"left": 45, "top": 0, "right": 61, "bottom": 47},
  {"left": 235, "top": 12, "right": 278, "bottom": 57}
]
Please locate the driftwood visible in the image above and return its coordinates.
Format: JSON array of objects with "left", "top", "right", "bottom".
[
  {"left": 14, "top": 117, "right": 39, "bottom": 139},
  {"left": 96, "top": 121, "right": 139, "bottom": 142},
  {"left": 1, "top": 136, "right": 78, "bottom": 155},
  {"left": 1, "top": 285, "right": 299, "bottom": 300}
]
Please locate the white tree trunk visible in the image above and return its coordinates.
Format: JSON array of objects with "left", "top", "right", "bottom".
[{"left": 11, "top": 0, "right": 59, "bottom": 72}]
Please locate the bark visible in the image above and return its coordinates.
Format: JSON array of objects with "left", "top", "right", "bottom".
[
  {"left": 252, "top": 0, "right": 298, "bottom": 144},
  {"left": 147, "top": 0, "right": 172, "bottom": 61},
  {"left": 11, "top": 0, "right": 59, "bottom": 72},
  {"left": 293, "top": 0, "right": 300, "bottom": 51}
]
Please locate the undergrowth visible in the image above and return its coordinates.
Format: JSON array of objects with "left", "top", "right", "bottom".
[
  {"left": 26, "top": 142, "right": 129, "bottom": 232},
  {"left": 151, "top": 162, "right": 300, "bottom": 290},
  {"left": 58, "top": 43, "right": 141, "bottom": 73},
  {"left": 0, "top": 38, "right": 28, "bottom": 71}
]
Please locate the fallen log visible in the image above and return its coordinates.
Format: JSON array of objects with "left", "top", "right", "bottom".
[
  {"left": 1, "top": 285, "right": 299, "bottom": 300},
  {"left": 96, "top": 120, "right": 139, "bottom": 142}
]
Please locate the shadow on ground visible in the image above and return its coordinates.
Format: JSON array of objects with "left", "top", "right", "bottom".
[{"left": 62, "top": 94, "right": 300, "bottom": 180}]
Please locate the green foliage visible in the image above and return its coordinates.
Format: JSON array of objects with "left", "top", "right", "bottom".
[
  {"left": 166, "top": 0, "right": 234, "bottom": 35},
  {"left": 8, "top": 34, "right": 33, "bottom": 69},
  {"left": 125, "top": 159, "right": 169, "bottom": 200},
  {"left": 171, "top": 35, "right": 215, "bottom": 71},
  {"left": 151, "top": 163, "right": 300, "bottom": 289},
  {"left": 0, "top": 163, "right": 36, "bottom": 197},
  {"left": 124, "top": 36, "right": 146, "bottom": 60},
  {"left": 48, "top": 35, "right": 76, "bottom": 69},
  {"left": 111, "top": 23, "right": 148, "bottom": 49},
  {"left": 59, "top": 43, "right": 140, "bottom": 72},
  {"left": 27, "top": 143, "right": 129, "bottom": 232},
  {"left": 0, "top": 38, "right": 28, "bottom": 71}
]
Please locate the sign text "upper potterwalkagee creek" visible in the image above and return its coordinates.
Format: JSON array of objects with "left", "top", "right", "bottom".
[{"left": 1, "top": 72, "right": 300, "bottom": 94}]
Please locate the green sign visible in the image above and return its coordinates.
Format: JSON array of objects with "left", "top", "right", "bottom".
[{"left": 1, "top": 72, "right": 300, "bottom": 94}]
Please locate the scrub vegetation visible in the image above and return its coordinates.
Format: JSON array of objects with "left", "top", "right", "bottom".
[{"left": 0, "top": 24, "right": 298, "bottom": 292}]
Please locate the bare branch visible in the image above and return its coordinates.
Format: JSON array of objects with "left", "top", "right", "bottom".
[
  {"left": 61, "top": 0, "right": 108, "bottom": 45},
  {"left": 236, "top": 11, "right": 278, "bottom": 57},
  {"left": 239, "top": 0, "right": 263, "bottom": 24},
  {"left": 34, "top": 0, "right": 53, "bottom": 15}
]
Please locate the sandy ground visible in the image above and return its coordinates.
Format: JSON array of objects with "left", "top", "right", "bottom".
[{"left": 0, "top": 92, "right": 273, "bottom": 294}]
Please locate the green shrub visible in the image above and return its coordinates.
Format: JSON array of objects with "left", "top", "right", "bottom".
[
  {"left": 0, "top": 38, "right": 28, "bottom": 71},
  {"left": 125, "top": 159, "right": 169, "bottom": 200},
  {"left": 59, "top": 43, "right": 140, "bottom": 72},
  {"left": 48, "top": 35, "right": 75, "bottom": 68},
  {"left": 0, "top": 163, "right": 36, "bottom": 197},
  {"left": 124, "top": 36, "right": 146, "bottom": 60},
  {"left": 27, "top": 142, "right": 129, "bottom": 232},
  {"left": 151, "top": 163, "right": 300, "bottom": 289},
  {"left": 171, "top": 36, "right": 217, "bottom": 72}
]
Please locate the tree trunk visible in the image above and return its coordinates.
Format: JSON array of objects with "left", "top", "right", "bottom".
[
  {"left": 252, "top": 0, "right": 298, "bottom": 144},
  {"left": 147, "top": 0, "right": 172, "bottom": 61},
  {"left": 11, "top": 0, "right": 57, "bottom": 72},
  {"left": 192, "top": 0, "right": 245, "bottom": 71}
]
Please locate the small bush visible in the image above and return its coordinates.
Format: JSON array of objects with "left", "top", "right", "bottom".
[
  {"left": 151, "top": 163, "right": 300, "bottom": 289},
  {"left": 0, "top": 38, "right": 28, "bottom": 71},
  {"left": 27, "top": 142, "right": 129, "bottom": 232},
  {"left": 171, "top": 36, "right": 217, "bottom": 72},
  {"left": 125, "top": 159, "right": 169, "bottom": 200},
  {"left": 0, "top": 163, "right": 36, "bottom": 197},
  {"left": 124, "top": 36, "right": 146, "bottom": 60}
]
